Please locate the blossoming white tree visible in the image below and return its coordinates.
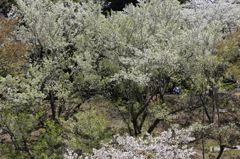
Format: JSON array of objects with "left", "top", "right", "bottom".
[
  {"left": 101, "top": 0, "right": 189, "bottom": 136},
  {"left": 1, "top": 0, "right": 240, "bottom": 158},
  {"left": 64, "top": 125, "right": 196, "bottom": 159},
  {"left": 12, "top": 0, "right": 109, "bottom": 121},
  {"left": 180, "top": 1, "right": 240, "bottom": 158}
]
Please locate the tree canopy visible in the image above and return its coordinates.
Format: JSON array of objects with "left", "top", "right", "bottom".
[{"left": 0, "top": 0, "right": 240, "bottom": 158}]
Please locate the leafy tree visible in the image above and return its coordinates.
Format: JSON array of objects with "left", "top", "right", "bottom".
[
  {"left": 0, "top": 0, "right": 112, "bottom": 157},
  {"left": 33, "top": 120, "right": 64, "bottom": 158},
  {"left": 104, "top": 0, "right": 239, "bottom": 136},
  {"left": 0, "top": 67, "right": 109, "bottom": 157},
  {"left": 181, "top": 1, "right": 240, "bottom": 158},
  {"left": 104, "top": 0, "right": 186, "bottom": 136},
  {"left": 62, "top": 107, "right": 110, "bottom": 155},
  {"left": 216, "top": 27, "right": 240, "bottom": 81},
  {"left": 0, "top": 74, "right": 46, "bottom": 158},
  {"left": 181, "top": 0, "right": 240, "bottom": 123},
  {"left": 13, "top": 0, "right": 109, "bottom": 120}
]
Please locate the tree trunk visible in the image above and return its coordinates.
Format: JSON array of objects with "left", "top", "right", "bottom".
[
  {"left": 159, "top": 89, "right": 165, "bottom": 103},
  {"left": 216, "top": 145, "right": 225, "bottom": 159},
  {"left": 202, "top": 104, "right": 205, "bottom": 159},
  {"left": 209, "top": 87, "right": 216, "bottom": 123},
  {"left": 139, "top": 111, "right": 148, "bottom": 131},
  {"left": 132, "top": 116, "right": 141, "bottom": 136},
  {"left": 23, "top": 137, "right": 34, "bottom": 159},
  {"left": 5, "top": 125, "right": 20, "bottom": 150},
  {"left": 49, "top": 90, "right": 56, "bottom": 120},
  {"left": 200, "top": 93, "right": 211, "bottom": 123},
  {"left": 147, "top": 118, "right": 164, "bottom": 134}
]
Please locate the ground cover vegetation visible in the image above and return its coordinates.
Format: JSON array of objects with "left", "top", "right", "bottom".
[{"left": 0, "top": 0, "right": 240, "bottom": 158}]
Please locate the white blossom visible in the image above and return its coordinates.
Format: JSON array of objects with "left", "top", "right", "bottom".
[{"left": 64, "top": 125, "right": 196, "bottom": 159}]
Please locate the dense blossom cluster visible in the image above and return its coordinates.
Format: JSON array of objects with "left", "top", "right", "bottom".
[
  {"left": 182, "top": 0, "right": 240, "bottom": 33},
  {"left": 64, "top": 125, "right": 196, "bottom": 159}
]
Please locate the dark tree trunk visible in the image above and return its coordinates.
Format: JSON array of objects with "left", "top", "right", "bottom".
[
  {"left": 132, "top": 117, "right": 140, "bottom": 136},
  {"left": 202, "top": 130, "right": 205, "bottom": 159},
  {"left": 49, "top": 90, "right": 56, "bottom": 120},
  {"left": 216, "top": 145, "right": 225, "bottom": 159},
  {"left": 211, "top": 87, "right": 217, "bottom": 123},
  {"left": 139, "top": 111, "right": 148, "bottom": 131},
  {"left": 147, "top": 105, "right": 187, "bottom": 134},
  {"left": 5, "top": 125, "right": 20, "bottom": 150},
  {"left": 23, "top": 137, "right": 34, "bottom": 159},
  {"left": 216, "top": 145, "right": 237, "bottom": 159},
  {"left": 200, "top": 93, "right": 211, "bottom": 123},
  {"left": 147, "top": 118, "right": 164, "bottom": 134},
  {"left": 202, "top": 104, "right": 205, "bottom": 159}
]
